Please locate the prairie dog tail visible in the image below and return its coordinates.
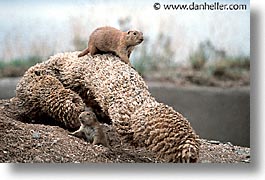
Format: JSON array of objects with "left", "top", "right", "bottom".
[{"left": 78, "top": 48, "right": 90, "bottom": 57}]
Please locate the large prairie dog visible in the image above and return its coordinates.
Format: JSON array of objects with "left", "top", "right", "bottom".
[
  {"left": 71, "top": 111, "right": 108, "bottom": 147},
  {"left": 78, "top": 26, "right": 144, "bottom": 66}
]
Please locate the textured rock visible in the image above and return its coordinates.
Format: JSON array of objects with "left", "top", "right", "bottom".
[{"left": 16, "top": 52, "right": 200, "bottom": 162}]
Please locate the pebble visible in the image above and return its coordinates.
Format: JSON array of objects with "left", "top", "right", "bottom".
[
  {"left": 34, "top": 156, "right": 43, "bottom": 163},
  {"left": 241, "top": 159, "right": 250, "bottom": 163},
  {"left": 227, "top": 142, "right": 233, "bottom": 146},
  {"left": 32, "top": 132, "right": 41, "bottom": 139},
  {"left": 208, "top": 140, "right": 221, "bottom": 145},
  {"left": 201, "top": 160, "right": 212, "bottom": 163},
  {"left": 236, "top": 149, "right": 247, "bottom": 155},
  {"left": 51, "top": 139, "right": 58, "bottom": 145}
]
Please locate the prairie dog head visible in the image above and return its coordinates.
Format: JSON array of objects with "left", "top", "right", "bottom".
[
  {"left": 126, "top": 30, "right": 144, "bottom": 46},
  {"left": 79, "top": 111, "right": 98, "bottom": 127}
]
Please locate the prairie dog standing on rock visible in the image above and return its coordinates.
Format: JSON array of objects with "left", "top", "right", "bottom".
[
  {"left": 71, "top": 111, "right": 108, "bottom": 147},
  {"left": 78, "top": 26, "right": 144, "bottom": 66}
]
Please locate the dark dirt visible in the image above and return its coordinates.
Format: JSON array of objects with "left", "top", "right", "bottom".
[{"left": 0, "top": 99, "right": 250, "bottom": 163}]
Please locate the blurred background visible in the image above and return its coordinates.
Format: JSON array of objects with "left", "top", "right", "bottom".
[
  {"left": 0, "top": 0, "right": 250, "bottom": 84},
  {"left": 0, "top": 0, "right": 250, "bottom": 146}
]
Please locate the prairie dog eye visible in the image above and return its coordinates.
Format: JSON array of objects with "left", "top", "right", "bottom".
[{"left": 133, "top": 32, "right": 137, "bottom": 35}]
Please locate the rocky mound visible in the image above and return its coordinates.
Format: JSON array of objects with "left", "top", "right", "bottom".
[{"left": 0, "top": 99, "right": 250, "bottom": 163}]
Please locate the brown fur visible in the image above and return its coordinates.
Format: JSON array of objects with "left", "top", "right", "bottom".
[
  {"left": 78, "top": 26, "right": 144, "bottom": 66},
  {"left": 71, "top": 111, "right": 108, "bottom": 147}
]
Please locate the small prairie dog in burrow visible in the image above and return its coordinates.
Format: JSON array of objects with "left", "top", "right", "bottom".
[
  {"left": 71, "top": 111, "right": 108, "bottom": 147},
  {"left": 78, "top": 26, "right": 144, "bottom": 66}
]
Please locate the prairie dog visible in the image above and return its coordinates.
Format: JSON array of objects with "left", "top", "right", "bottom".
[
  {"left": 78, "top": 26, "right": 144, "bottom": 66},
  {"left": 71, "top": 111, "right": 108, "bottom": 147}
]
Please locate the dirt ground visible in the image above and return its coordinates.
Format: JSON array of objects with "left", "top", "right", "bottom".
[{"left": 0, "top": 99, "right": 250, "bottom": 163}]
